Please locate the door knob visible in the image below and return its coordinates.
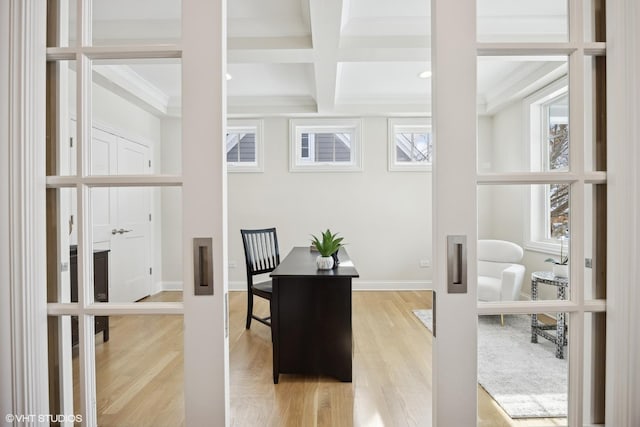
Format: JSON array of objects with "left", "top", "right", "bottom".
[{"left": 111, "top": 228, "right": 133, "bottom": 235}]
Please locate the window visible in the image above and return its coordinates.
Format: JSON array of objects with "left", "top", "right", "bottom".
[
  {"left": 388, "top": 118, "right": 433, "bottom": 171},
  {"left": 289, "top": 119, "right": 362, "bottom": 172},
  {"left": 545, "top": 95, "right": 569, "bottom": 240},
  {"left": 525, "top": 79, "right": 570, "bottom": 251},
  {"left": 226, "top": 119, "right": 263, "bottom": 172}
]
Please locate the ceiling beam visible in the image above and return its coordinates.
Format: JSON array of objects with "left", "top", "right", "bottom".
[{"left": 309, "top": 0, "right": 344, "bottom": 113}]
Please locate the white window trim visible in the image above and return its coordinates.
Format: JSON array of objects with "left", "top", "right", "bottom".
[
  {"left": 522, "top": 77, "right": 568, "bottom": 254},
  {"left": 387, "top": 118, "right": 433, "bottom": 172},
  {"left": 226, "top": 119, "right": 263, "bottom": 173},
  {"left": 289, "top": 118, "right": 362, "bottom": 172}
]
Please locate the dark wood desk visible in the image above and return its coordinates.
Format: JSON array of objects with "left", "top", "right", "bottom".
[{"left": 270, "top": 247, "right": 359, "bottom": 384}]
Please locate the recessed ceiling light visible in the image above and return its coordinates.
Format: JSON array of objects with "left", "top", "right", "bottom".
[
  {"left": 225, "top": 73, "right": 232, "bottom": 81},
  {"left": 418, "top": 71, "right": 432, "bottom": 79}
]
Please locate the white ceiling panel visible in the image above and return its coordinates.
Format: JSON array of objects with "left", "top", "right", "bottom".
[
  {"left": 342, "top": 0, "right": 430, "bottom": 37},
  {"left": 337, "top": 62, "right": 429, "bottom": 100},
  {"left": 228, "top": 0, "right": 310, "bottom": 38},
  {"left": 227, "top": 63, "right": 314, "bottom": 97}
]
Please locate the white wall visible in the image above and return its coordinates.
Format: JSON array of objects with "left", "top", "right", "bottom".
[
  {"left": 0, "top": 0, "right": 13, "bottom": 419},
  {"left": 227, "top": 117, "right": 432, "bottom": 288},
  {"left": 159, "top": 116, "right": 433, "bottom": 290}
]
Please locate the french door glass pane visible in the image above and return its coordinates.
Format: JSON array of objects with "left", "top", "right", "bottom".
[
  {"left": 46, "top": 188, "right": 77, "bottom": 303},
  {"left": 477, "top": 56, "right": 569, "bottom": 174},
  {"left": 46, "top": 0, "right": 77, "bottom": 48},
  {"left": 94, "top": 314, "right": 184, "bottom": 426},
  {"left": 477, "top": 313, "right": 569, "bottom": 426},
  {"left": 46, "top": 59, "right": 77, "bottom": 177},
  {"left": 47, "top": 315, "right": 81, "bottom": 424},
  {"left": 90, "top": 58, "right": 182, "bottom": 176},
  {"left": 584, "top": 184, "right": 606, "bottom": 300},
  {"left": 89, "top": 186, "right": 183, "bottom": 303},
  {"left": 477, "top": 0, "right": 568, "bottom": 42},
  {"left": 92, "top": 0, "right": 181, "bottom": 46},
  {"left": 477, "top": 184, "right": 571, "bottom": 301},
  {"left": 584, "top": 55, "right": 606, "bottom": 173},
  {"left": 583, "top": 312, "right": 606, "bottom": 424},
  {"left": 584, "top": 0, "right": 606, "bottom": 43}
]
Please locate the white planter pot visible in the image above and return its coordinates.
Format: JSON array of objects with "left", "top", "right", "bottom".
[
  {"left": 316, "top": 255, "right": 334, "bottom": 270},
  {"left": 553, "top": 264, "right": 569, "bottom": 278}
]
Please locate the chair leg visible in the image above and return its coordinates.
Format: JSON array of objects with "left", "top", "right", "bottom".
[
  {"left": 246, "top": 292, "right": 253, "bottom": 329},
  {"left": 501, "top": 314, "right": 504, "bottom": 326}
]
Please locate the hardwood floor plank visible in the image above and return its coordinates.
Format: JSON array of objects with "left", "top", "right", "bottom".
[{"left": 71, "top": 290, "right": 564, "bottom": 426}]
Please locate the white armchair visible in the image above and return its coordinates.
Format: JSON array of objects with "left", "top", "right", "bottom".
[{"left": 478, "top": 240, "right": 525, "bottom": 324}]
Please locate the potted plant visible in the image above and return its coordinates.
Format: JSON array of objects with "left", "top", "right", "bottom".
[
  {"left": 311, "top": 229, "right": 344, "bottom": 270},
  {"left": 545, "top": 237, "right": 569, "bottom": 278}
]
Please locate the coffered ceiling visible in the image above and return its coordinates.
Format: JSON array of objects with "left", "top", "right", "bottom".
[{"left": 84, "top": 0, "right": 568, "bottom": 117}]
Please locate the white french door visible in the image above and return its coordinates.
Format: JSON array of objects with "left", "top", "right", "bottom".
[
  {"left": 431, "top": 1, "right": 478, "bottom": 425},
  {"left": 432, "top": 0, "right": 608, "bottom": 425},
  {"left": 44, "top": 0, "right": 229, "bottom": 426}
]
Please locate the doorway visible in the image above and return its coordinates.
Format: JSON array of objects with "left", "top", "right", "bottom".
[{"left": 15, "top": 0, "right": 612, "bottom": 426}]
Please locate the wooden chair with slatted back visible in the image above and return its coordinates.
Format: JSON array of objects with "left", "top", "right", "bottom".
[{"left": 240, "top": 228, "right": 281, "bottom": 329}]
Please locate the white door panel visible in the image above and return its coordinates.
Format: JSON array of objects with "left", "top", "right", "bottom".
[
  {"left": 112, "top": 183, "right": 151, "bottom": 302},
  {"left": 117, "top": 138, "right": 148, "bottom": 174},
  {"left": 84, "top": 125, "right": 153, "bottom": 303}
]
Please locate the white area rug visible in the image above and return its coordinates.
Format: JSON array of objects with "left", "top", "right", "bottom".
[{"left": 412, "top": 309, "right": 568, "bottom": 419}]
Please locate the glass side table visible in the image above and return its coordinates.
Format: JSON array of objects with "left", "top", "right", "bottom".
[{"left": 530, "top": 271, "right": 569, "bottom": 359}]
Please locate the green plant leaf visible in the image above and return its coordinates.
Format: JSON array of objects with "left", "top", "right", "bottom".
[{"left": 310, "top": 229, "right": 345, "bottom": 256}]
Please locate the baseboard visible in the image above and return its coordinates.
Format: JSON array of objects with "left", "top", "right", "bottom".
[
  {"left": 229, "top": 280, "right": 431, "bottom": 292},
  {"left": 152, "top": 281, "right": 184, "bottom": 294},
  {"left": 229, "top": 281, "right": 246, "bottom": 291}
]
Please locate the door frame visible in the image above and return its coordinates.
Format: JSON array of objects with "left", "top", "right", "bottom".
[{"left": 2, "top": 0, "right": 640, "bottom": 426}]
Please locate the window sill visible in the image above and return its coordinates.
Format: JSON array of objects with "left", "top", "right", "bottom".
[
  {"left": 524, "top": 240, "right": 562, "bottom": 256},
  {"left": 289, "top": 163, "right": 362, "bottom": 173},
  {"left": 388, "top": 163, "right": 432, "bottom": 172},
  {"left": 227, "top": 164, "right": 263, "bottom": 173}
]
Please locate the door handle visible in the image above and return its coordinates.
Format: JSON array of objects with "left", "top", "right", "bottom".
[
  {"left": 193, "top": 237, "right": 214, "bottom": 295},
  {"left": 111, "top": 228, "right": 133, "bottom": 235},
  {"left": 447, "top": 235, "right": 467, "bottom": 293}
]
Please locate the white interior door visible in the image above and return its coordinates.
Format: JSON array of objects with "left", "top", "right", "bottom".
[
  {"left": 86, "top": 126, "right": 152, "bottom": 302},
  {"left": 111, "top": 137, "right": 152, "bottom": 302}
]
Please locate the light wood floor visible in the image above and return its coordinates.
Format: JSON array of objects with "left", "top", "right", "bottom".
[{"left": 72, "top": 291, "right": 565, "bottom": 426}]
